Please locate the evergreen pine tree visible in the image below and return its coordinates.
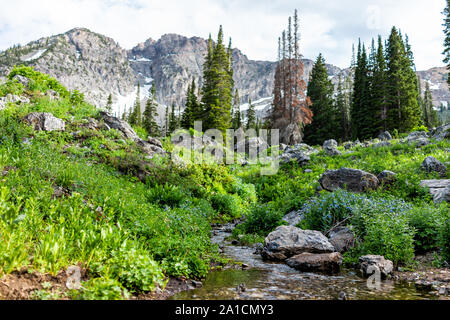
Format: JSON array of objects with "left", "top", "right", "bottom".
[
  {"left": 370, "top": 36, "right": 389, "bottom": 133},
  {"left": 142, "top": 82, "right": 160, "bottom": 137},
  {"left": 129, "top": 83, "right": 142, "bottom": 126},
  {"left": 106, "top": 94, "right": 113, "bottom": 113},
  {"left": 201, "top": 26, "right": 234, "bottom": 133},
  {"left": 232, "top": 89, "right": 242, "bottom": 129},
  {"left": 443, "top": 0, "right": 450, "bottom": 86},
  {"left": 169, "top": 103, "right": 177, "bottom": 133},
  {"left": 303, "top": 53, "right": 337, "bottom": 145},
  {"left": 246, "top": 98, "right": 256, "bottom": 130},
  {"left": 423, "top": 82, "right": 439, "bottom": 128}
]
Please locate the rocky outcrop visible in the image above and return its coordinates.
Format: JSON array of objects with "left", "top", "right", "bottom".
[
  {"left": 0, "top": 94, "right": 30, "bottom": 109},
  {"left": 421, "top": 156, "right": 447, "bottom": 176},
  {"left": 261, "top": 226, "right": 335, "bottom": 261},
  {"left": 378, "top": 131, "right": 392, "bottom": 141},
  {"left": 280, "top": 143, "right": 318, "bottom": 164},
  {"left": 328, "top": 227, "right": 355, "bottom": 253},
  {"left": 420, "top": 180, "right": 450, "bottom": 203},
  {"left": 431, "top": 123, "right": 450, "bottom": 141},
  {"left": 359, "top": 255, "right": 394, "bottom": 279},
  {"left": 99, "top": 111, "right": 139, "bottom": 141},
  {"left": 286, "top": 252, "right": 343, "bottom": 274},
  {"left": 323, "top": 139, "right": 342, "bottom": 156},
  {"left": 23, "top": 112, "right": 65, "bottom": 132},
  {"left": 405, "top": 131, "right": 430, "bottom": 147},
  {"left": 319, "top": 168, "right": 379, "bottom": 192},
  {"left": 377, "top": 170, "right": 397, "bottom": 186}
]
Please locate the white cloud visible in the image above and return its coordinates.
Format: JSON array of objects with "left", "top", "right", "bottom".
[{"left": 0, "top": 0, "right": 446, "bottom": 70}]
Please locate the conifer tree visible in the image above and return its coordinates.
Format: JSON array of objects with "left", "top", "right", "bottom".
[
  {"left": 143, "top": 82, "right": 160, "bottom": 137},
  {"left": 303, "top": 54, "right": 337, "bottom": 145},
  {"left": 246, "top": 98, "right": 256, "bottom": 130},
  {"left": 423, "top": 82, "right": 439, "bottom": 128},
  {"left": 351, "top": 41, "right": 370, "bottom": 139},
  {"left": 181, "top": 79, "right": 201, "bottom": 129},
  {"left": 232, "top": 89, "right": 242, "bottom": 129},
  {"left": 169, "top": 103, "right": 177, "bottom": 134},
  {"left": 129, "top": 83, "right": 141, "bottom": 126},
  {"left": 164, "top": 105, "right": 170, "bottom": 136},
  {"left": 106, "top": 94, "right": 113, "bottom": 113},
  {"left": 385, "top": 27, "right": 421, "bottom": 132},
  {"left": 443, "top": 0, "right": 450, "bottom": 86},
  {"left": 201, "top": 26, "right": 234, "bottom": 133},
  {"left": 370, "top": 36, "right": 389, "bottom": 134},
  {"left": 335, "top": 75, "right": 351, "bottom": 141}
]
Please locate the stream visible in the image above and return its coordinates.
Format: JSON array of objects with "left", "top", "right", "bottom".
[{"left": 172, "top": 224, "right": 436, "bottom": 300}]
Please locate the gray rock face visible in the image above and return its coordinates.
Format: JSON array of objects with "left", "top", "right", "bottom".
[
  {"left": 431, "top": 123, "right": 450, "bottom": 141},
  {"left": 279, "top": 143, "right": 317, "bottom": 165},
  {"left": 378, "top": 131, "right": 392, "bottom": 141},
  {"left": 434, "top": 184, "right": 450, "bottom": 203},
  {"left": 359, "top": 255, "right": 394, "bottom": 279},
  {"left": 319, "top": 168, "right": 379, "bottom": 192},
  {"left": 12, "top": 75, "right": 30, "bottom": 88},
  {"left": 328, "top": 227, "right": 355, "bottom": 253},
  {"left": 323, "top": 139, "right": 342, "bottom": 156},
  {"left": 261, "top": 226, "right": 335, "bottom": 261},
  {"left": 420, "top": 179, "right": 450, "bottom": 203},
  {"left": 282, "top": 210, "right": 304, "bottom": 227},
  {"left": 99, "top": 111, "right": 139, "bottom": 141},
  {"left": 23, "top": 112, "right": 65, "bottom": 131},
  {"left": 286, "top": 252, "right": 343, "bottom": 274},
  {"left": 421, "top": 156, "right": 447, "bottom": 176},
  {"left": 377, "top": 170, "right": 397, "bottom": 186}
]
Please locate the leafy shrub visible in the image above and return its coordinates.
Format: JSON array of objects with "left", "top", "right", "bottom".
[
  {"left": 239, "top": 204, "right": 285, "bottom": 236},
  {"left": 407, "top": 206, "right": 443, "bottom": 253},
  {"left": 0, "top": 79, "right": 24, "bottom": 97},
  {"left": 439, "top": 217, "right": 450, "bottom": 264},
  {"left": 72, "top": 278, "right": 129, "bottom": 300},
  {"left": 210, "top": 194, "right": 240, "bottom": 219},
  {"left": 8, "top": 65, "right": 69, "bottom": 97},
  {"left": 411, "top": 125, "right": 429, "bottom": 132},
  {"left": 146, "top": 183, "right": 187, "bottom": 208},
  {"left": 105, "top": 248, "right": 165, "bottom": 292},
  {"left": 69, "top": 90, "right": 85, "bottom": 106}
]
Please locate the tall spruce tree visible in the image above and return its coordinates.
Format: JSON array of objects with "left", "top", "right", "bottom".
[
  {"left": 169, "top": 103, "right": 177, "bottom": 134},
  {"left": 303, "top": 53, "right": 337, "bottom": 145},
  {"left": 370, "top": 36, "right": 389, "bottom": 133},
  {"left": 143, "top": 83, "right": 160, "bottom": 137},
  {"left": 335, "top": 75, "right": 351, "bottom": 142},
  {"left": 201, "top": 26, "right": 234, "bottom": 133},
  {"left": 385, "top": 27, "right": 421, "bottom": 132},
  {"left": 181, "top": 79, "right": 201, "bottom": 129},
  {"left": 351, "top": 41, "right": 370, "bottom": 139},
  {"left": 129, "top": 83, "right": 142, "bottom": 126},
  {"left": 423, "top": 82, "right": 439, "bottom": 128},
  {"left": 232, "top": 89, "right": 242, "bottom": 129},
  {"left": 246, "top": 98, "right": 256, "bottom": 130},
  {"left": 106, "top": 94, "right": 113, "bottom": 113},
  {"left": 443, "top": 0, "right": 450, "bottom": 86}
]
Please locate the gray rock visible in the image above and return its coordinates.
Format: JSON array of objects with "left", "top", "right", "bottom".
[
  {"left": 378, "top": 131, "right": 392, "bottom": 141},
  {"left": 304, "top": 169, "right": 313, "bottom": 173},
  {"left": 282, "top": 210, "right": 304, "bottom": 227},
  {"left": 377, "top": 170, "right": 397, "bottom": 186},
  {"left": 421, "top": 156, "right": 447, "bottom": 176},
  {"left": 411, "top": 137, "right": 430, "bottom": 147},
  {"left": 148, "top": 137, "right": 163, "bottom": 148},
  {"left": 434, "top": 184, "right": 450, "bottom": 204},
  {"left": 372, "top": 141, "right": 392, "bottom": 148},
  {"left": 136, "top": 139, "right": 165, "bottom": 156},
  {"left": 12, "top": 75, "right": 30, "bottom": 88},
  {"left": 323, "top": 139, "right": 342, "bottom": 156},
  {"left": 359, "top": 255, "right": 394, "bottom": 279},
  {"left": 319, "top": 168, "right": 379, "bottom": 193},
  {"left": 328, "top": 227, "right": 355, "bottom": 253},
  {"left": 80, "top": 118, "right": 99, "bottom": 130},
  {"left": 45, "top": 89, "right": 60, "bottom": 100},
  {"left": 261, "top": 226, "right": 335, "bottom": 261},
  {"left": 286, "top": 252, "right": 343, "bottom": 274},
  {"left": 431, "top": 123, "right": 450, "bottom": 141},
  {"left": 406, "top": 131, "right": 429, "bottom": 141},
  {"left": 279, "top": 143, "right": 316, "bottom": 165},
  {"left": 99, "top": 111, "right": 139, "bottom": 141},
  {"left": 23, "top": 112, "right": 65, "bottom": 132}
]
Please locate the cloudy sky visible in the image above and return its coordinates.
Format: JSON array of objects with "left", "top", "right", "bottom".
[{"left": 0, "top": 0, "right": 446, "bottom": 70}]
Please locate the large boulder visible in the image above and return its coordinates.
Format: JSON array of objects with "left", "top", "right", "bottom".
[
  {"left": 280, "top": 143, "right": 317, "bottom": 165},
  {"left": 431, "top": 123, "right": 450, "bottom": 141},
  {"left": 323, "top": 139, "right": 342, "bottom": 156},
  {"left": 378, "top": 131, "right": 392, "bottom": 141},
  {"left": 359, "top": 255, "right": 394, "bottom": 279},
  {"left": 286, "top": 252, "right": 343, "bottom": 274},
  {"left": 319, "top": 168, "right": 379, "bottom": 192},
  {"left": 261, "top": 226, "right": 335, "bottom": 261},
  {"left": 99, "top": 111, "right": 139, "bottom": 141},
  {"left": 136, "top": 139, "right": 165, "bottom": 157},
  {"left": 12, "top": 75, "right": 30, "bottom": 88},
  {"left": 377, "top": 170, "right": 397, "bottom": 186},
  {"left": 421, "top": 156, "right": 447, "bottom": 176},
  {"left": 328, "top": 227, "right": 355, "bottom": 253},
  {"left": 23, "top": 112, "right": 65, "bottom": 132},
  {"left": 434, "top": 184, "right": 450, "bottom": 204}
]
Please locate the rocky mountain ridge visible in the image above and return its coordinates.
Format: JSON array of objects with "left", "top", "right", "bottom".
[{"left": 0, "top": 28, "right": 448, "bottom": 115}]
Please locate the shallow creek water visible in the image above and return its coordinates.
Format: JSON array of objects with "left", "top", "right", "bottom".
[{"left": 172, "top": 224, "right": 436, "bottom": 300}]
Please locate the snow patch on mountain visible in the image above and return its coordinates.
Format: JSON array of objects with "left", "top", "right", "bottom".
[{"left": 22, "top": 49, "right": 46, "bottom": 62}]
